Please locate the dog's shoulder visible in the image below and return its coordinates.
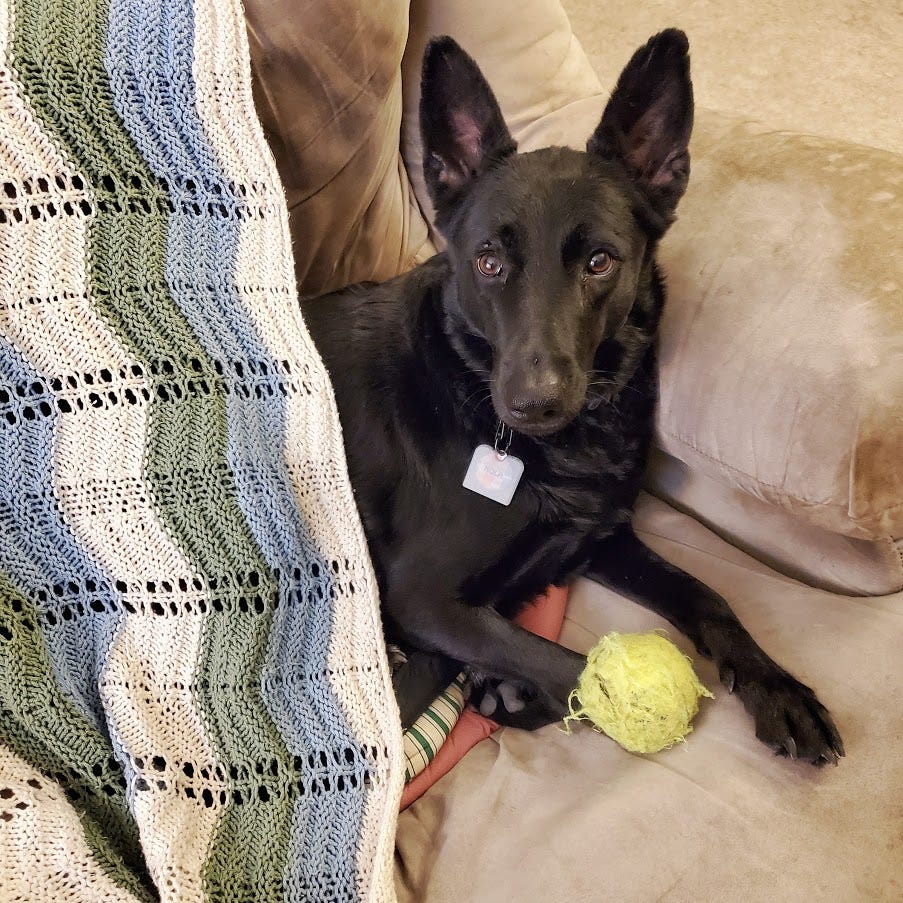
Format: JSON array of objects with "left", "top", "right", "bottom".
[
  {"left": 300, "top": 256, "right": 458, "bottom": 537},
  {"left": 301, "top": 255, "right": 450, "bottom": 371}
]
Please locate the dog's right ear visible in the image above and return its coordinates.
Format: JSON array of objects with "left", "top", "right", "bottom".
[{"left": 420, "top": 37, "right": 517, "bottom": 224}]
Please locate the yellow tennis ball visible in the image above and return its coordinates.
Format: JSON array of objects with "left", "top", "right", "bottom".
[{"left": 564, "top": 631, "right": 714, "bottom": 754}]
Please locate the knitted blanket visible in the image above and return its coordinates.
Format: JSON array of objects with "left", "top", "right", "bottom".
[{"left": 0, "top": 0, "right": 403, "bottom": 900}]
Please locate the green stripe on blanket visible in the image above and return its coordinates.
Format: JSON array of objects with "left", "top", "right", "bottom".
[{"left": 0, "top": 0, "right": 403, "bottom": 899}]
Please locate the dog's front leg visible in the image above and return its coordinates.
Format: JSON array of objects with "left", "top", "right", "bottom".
[
  {"left": 384, "top": 559, "right": 584, "bottom": 727},
  {"left": 587, "top": 526, "right": 844, "bottom": 765}
]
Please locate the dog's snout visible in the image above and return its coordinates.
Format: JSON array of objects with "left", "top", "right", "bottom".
[{"left": 503, "top": 354, "right": 575, "bottom": 431}]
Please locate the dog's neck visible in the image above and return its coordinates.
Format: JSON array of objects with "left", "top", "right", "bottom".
[{"left": 405, "top": 276, "right": 498, "bottom": 445}]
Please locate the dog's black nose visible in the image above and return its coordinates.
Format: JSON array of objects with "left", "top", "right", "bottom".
[
  {"left": 508, "top": 354, "right": 567, "bottom": 427},
  {"left": 509, "top": 391, "right": 564, "bottom": 423},
  {"left": 509, "top": 361, "right": 566, "bottom": 423},
  {"left": 499, "top": 354, "right": 578, "bottom": 433}
]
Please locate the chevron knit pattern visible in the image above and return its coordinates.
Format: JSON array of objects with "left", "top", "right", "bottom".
[{"left": 0, "top": 0, "right": 404, "bottom": 900}]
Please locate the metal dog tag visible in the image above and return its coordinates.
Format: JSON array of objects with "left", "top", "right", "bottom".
[{"left": 463, "top": 444, "right": 524, "bottom": 506}]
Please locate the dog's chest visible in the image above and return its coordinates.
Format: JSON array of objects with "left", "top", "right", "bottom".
[
  {"left": 415, "top": 416, "right": 642, "bottom": 570},
  {"left": 521, "top": 410, "right": 647, "bottom": 524},
  {"left": 428, "top": 427, "right": 639, "bottom": 613}
]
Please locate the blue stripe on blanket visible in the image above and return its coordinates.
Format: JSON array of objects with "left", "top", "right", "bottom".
[{"left": 0, "top": 337, "right": 119, "bottom": 733}]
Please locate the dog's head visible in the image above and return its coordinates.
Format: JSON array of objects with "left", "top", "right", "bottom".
[{"left": 420, "top": 31, "right": 693, "bottom": 436}]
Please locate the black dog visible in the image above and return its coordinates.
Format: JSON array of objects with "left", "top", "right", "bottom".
[{"left": 301, "top": 30, "right": 843, "bottom": 764}]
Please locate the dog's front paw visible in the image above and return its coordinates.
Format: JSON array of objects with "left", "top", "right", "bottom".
[
  {"left": 471, "top": 676, "right": 565, "bottom": 730},
  {"left": 724, "top": 664, "right": 844, "bottom": 766},
  {"left": 475, "top": 679, "right": 528, "bottom": 718}
]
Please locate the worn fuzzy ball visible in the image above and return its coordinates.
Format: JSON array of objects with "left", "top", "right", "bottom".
[{"left": 564, "top": 631, "right": 714, "bottom": 754}]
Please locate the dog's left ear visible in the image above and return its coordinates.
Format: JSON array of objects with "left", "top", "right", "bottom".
[
  {"left": 420, "top": 37, "right": 517, "bottom": 224},
  {"left": 588, "top": 29, "right": 694, "bottom": 217}
]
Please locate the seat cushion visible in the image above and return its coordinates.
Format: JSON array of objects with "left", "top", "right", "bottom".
[{"left": 395, "top": 494, "right": 903, "bottom": 901}]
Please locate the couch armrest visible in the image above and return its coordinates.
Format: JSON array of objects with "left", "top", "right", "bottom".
[{"left": 656, "top": 111, "right": 903, "bottom": 546}]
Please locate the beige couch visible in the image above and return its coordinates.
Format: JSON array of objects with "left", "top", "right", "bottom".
[{"left": 245, "top": 1, "right": 903, "bottom": 899}]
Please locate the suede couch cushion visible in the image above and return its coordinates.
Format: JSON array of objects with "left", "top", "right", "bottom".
[{"left": 649, "top": 447, "right": 903, "bottom": 596}]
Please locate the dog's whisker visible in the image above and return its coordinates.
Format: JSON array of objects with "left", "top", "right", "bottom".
[
  {"left": 460, "top": 386, "right": 492, "bottom": 410},
  {"left": 586, "top": 377, "right": 645, "bottom": 400},
  {"left": 472, "top": 392, "right": 494, "bottom": 414},
  {"left": 459, "top": 385, "right": 495, "bottom": 414}
]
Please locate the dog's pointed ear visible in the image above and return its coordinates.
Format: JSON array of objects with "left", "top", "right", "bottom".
[
  {"left": 420, "top": 37, "right": 517, "bottom": 224},
  {"left": 588, "top": 29, "right": 693, "bottom": 216}
]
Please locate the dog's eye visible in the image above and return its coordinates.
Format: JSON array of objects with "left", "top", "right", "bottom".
[
  {"left": 476, "top": 252, "right": 503, "bottom": 278},
  {"left": 587, "top": 250, "right": 615, "bottom": 276}
]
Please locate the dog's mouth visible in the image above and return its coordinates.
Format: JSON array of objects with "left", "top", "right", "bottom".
[
  {"left": 492, "top": 390, "right": 585, "bottom": 438},
  {"left": 499, "top": 407, "right": 577, "bottom": 437}
]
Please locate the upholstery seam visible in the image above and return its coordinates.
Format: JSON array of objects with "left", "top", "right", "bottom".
[{"left": 658, "top": 430, "right": 902, "bottom": 529}]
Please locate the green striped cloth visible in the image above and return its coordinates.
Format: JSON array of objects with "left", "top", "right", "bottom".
[{"left": 402, "top": 675, "right": 470, "bottom": 783}]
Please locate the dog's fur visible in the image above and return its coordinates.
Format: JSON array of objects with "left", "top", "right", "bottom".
[{"left": 301, "top": 31, "right": 843, "bottom": 764}]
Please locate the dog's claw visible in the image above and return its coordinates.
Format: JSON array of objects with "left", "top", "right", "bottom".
[
  {"left": 821, "top": 747, "right": 839, "bottom": 767},
  {"left": 721, "top": 666, "right": 736, "bottom": 694},
  {"left": 736, "top": 665, "right": 844, "bottom": 766},
  {"left": 827, "top": 727, "right": 845, "bottom": 759}
]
